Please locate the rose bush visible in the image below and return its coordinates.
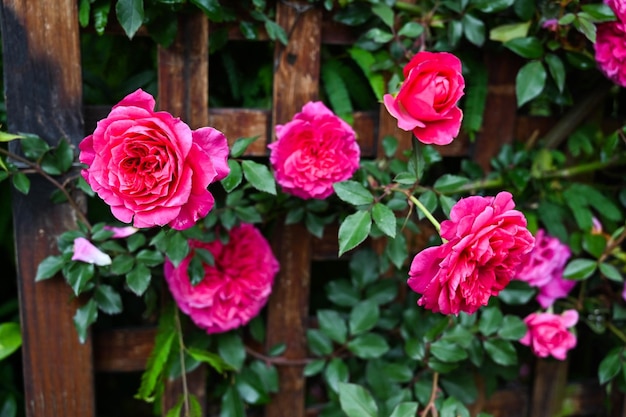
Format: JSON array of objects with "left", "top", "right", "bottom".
[
  {"left": 383, "top": 51, "right": 465, "bottom": 145},
  {"left": 407, "top": 192, "right": 535, "bottom": 315},
  {"left": 79, "top": 89, "right": 230, "bottom": 230},
  {"left": 268, "top": 101, "right": 360, "bottom": 199},
  {"left": 519, "top": 310, "right": 579, "bottom": 360}
]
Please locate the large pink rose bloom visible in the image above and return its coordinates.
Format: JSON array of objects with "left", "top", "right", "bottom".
[
  {"left": 515, "top": 229, "right": 574, "bottom": 308},
  {"left": 383, "top": 51, "right": 465, "bottom": 145},
  {"left": 606, "top": 0, "right": 626, "bottom": 22},
  {"left": 520, "top": 310, "right": 578, "bottom": 360},
  {"left": 164, "top": 224, "right": 279, "bottom": 334},
  {"left": 595, "top": 20, "right": 626, "bottom": 87},
  {"left": 79, "top": 89, "right": 230, "bottom": 230},
  {"left": 268, "top": 101, "right": 360, "bottom": 199},
  {"left": 408, "top": 192, "right": 535, "bottom": 315}
]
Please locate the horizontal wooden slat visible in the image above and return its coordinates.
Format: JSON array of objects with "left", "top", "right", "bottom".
[{"left": 93, "top": 328, "right": 156, "bottom": 372}]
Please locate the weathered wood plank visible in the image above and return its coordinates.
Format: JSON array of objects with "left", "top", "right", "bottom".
[
  {"left": 0, "top": 1, "right": 95, "bottom": 416},
  {"left": 157, "top": 12, "right": 209, "bottom": 416},
  {"left": 94, "top": 328, "right": 156, "bottom": 372},
  {"left": 265, "top": 2, "right": 321, "bottom": 417},
  {"left": 530, "top": 358, "right": 569, "bottom": 417}
]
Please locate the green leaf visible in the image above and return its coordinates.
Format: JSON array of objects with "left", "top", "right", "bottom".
[
  {"left": 242, "top": 160, "right": 276, "bottom": 195},
  {"left": 462, "top": 13, "right": 485, "bottom": 46},
  {"left": 187, "top": 255, "right": 205, "bottom": 286},
  {"left": 504, "top": 37, "right": 544, "bottom": 59},
  {"left": 221, "top": 160, "right": 243, "bottom": 192},
  {"left": 250, "top": 360, "right": 279, "bottom": 393},
  {"left": 349, "top": 300, "right": 380, "bottom": 335},
  {"left": 304, "top": 359, "right": 326, "bottom": 377},
  {"left": 545, "top": 53, "right": 565, "bottom": 93},
  {"left": 326, "top": 279, "right": 360, "bottom": 307},
  {"left": 598, "top": 348, "right": 622, "bottom": 384},
  {"left": 306, "top": 329, "right": 334, "bottom": 356},
  {"left": 461, "top": 57, "right": 488, "bottom": 138},
  {"left": 440, "top": 370, "right": 478, "bottom": 404},
  {"left": 19, "top": 134, "right": 49, "bottom": 159},
  {"left": 126, "top": 263, "right": 152, "bottom": 296},
  {"left": 473, "top": 0, "right": 515, "bottom": 13},
  {"left": 389, "top": 402, "right": 419, "bottom": 417},
  {"left": 581, "top": 4, "right": 617, "bottom": 21},
  {"left": 12, "top": 172, "right": 30, "bottom": 195},
  {"left": 187, "top": 347, "right": 231, "bottom": 374},
  {"left": 0, "top": 131, "right": 23, "bottom": 142},
  {"left": 324, "top": 358, "right": 349, "bottom": 393},
  {"left": 73, "top": 299, "right": 98, "bottom": 344},
  {"left": 600, "top": 263, "right": 623, "bottom": 283},
  {"left": 338, "top": 382, "right": 378, "bottom": 417},
  {"left": 322, "top": 60, "right": 354, "bottom": 121},
  {"left": 136, "top": 249, "right": 164, "bottom": 266},
  {"left": 135, "top": 306, "right": 175, "bottom": 401},
  {"left": 430, "top": 340, "right": 468, "bottom": 363},
  {"left": 0, "top": 322, "right": 22, "bottom": 360},
  {"left": 318, "top": 310, "right": 348, "bottom": 344},
  {"left": 497, "top": 315, "right": 527, "bottom": 340},
  {"left": 350, "top": 249, "right": 379, "bottom": 289},
  {"left": 334, "top": 181, "right": 374, "bottom": 206},
  {"left": 478, "top": 307, "right": 504, "bottom": 336},
  {"left": 483, "top": 339, "right": 517, "bottom": 366},
  {"left": 385, "top": 232, "right": 408, "bottom": 269},
  {"left": 347, "top": 333, "right": 390, "bottom": 359},
  {"left": 35, "top": 255, "right": 64, "bottom": 281},
  {"left": 348, "top": 47, "right": 385, "bottom": 100},
  {"left": 372, "top": 203, "right": 396, "bottom": 239},
  {"left": 111, "top": 254, "right": 135, "bottom": 275},
  {"left": 489, "top": 21, "right": 531, "bottom": 42},
  {"left": 94, "top": 284, "right": 123, "bottom": 315},
  {"left": 563, "top": 259, "right": 597, "bottom": 281},
  {"left": 65, "top": 262, "right": 95, "bottom": 296},
  {"left": 116, "top": 0, "right": 144, "bottom": 39},
  {"left": 433, "top": 174, "right": 469, "bottom": 193},
  {"left": 220, "top": 385, "right": 245, "bottom": 417},
  {"left": 338, "top": 210, "right": 372, "bottom": 257},
  {"left": 218, "top": 332, "right": 246, "bottom": 371},
  {"left": 372, "top": 3, "right": 394, "bottom": 28},
  {"left": 165, "top": 232, "right": 190, "bottom": 267},
  {"left": 190, "top": 0, "right": 223, "bottom": 21},
  {"left": 398, "top": 22, "right": 423, "bottom": 38},
  {"left": 515, "top": 61, "right": 546, "bottom": 107},
  {"left": 231, "top": 136, "right": 259, "bottom": 158}
]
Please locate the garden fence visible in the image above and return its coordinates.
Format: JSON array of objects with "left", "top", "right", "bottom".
[{"left": 1, "top": 0, "right": 622, "bottom": 416}]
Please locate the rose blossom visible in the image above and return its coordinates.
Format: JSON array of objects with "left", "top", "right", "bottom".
[
  {"left": 164, "top": 223, "right": 279, "bottom": 334},
  {"left": 268, "top": 101, "right": 360, "bottom": 199},
  {"left": 383, "top": 51, "right": 465, "bottom": 146},
  {"left": 408, "top": 192, "right": 535, "bottom": 315},
  {"left": 72, "top": 237, "right": 112, "bottom": 266},
  {"left": 103, "top": 225, "right": 139, "bottom": 238},
  {"left": 79, "top": 89, "right": 230, "bottom": 230},
  {"left": 595, "top": 20, "right": 626, "bottom": 87},
  {"left": 519, "top": 310, "right": 578, "bottom": 360},
  {"left": 606, "top": 0, "right": 626, "bottom": 22}
]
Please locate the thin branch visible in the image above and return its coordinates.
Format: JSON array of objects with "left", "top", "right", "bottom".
[
  {"left": 174, "top": 309, "right": 191, "bottom": 417},
  {"left": 420, "top": 372, "right": 439, "bottom": 417},
  {"left": 245, "top": 345, "right": 312, "bottom": 366}
]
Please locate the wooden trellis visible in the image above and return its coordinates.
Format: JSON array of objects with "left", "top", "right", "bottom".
[{"left": 1, "top": 0, "right": 621, "bottom": 416}]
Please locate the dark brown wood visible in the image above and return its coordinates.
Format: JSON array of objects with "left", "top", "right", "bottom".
[
  {"left": 94, "top": 328, "right": 156, "bottom": 372},
  {"left": 530, "top": 358, "right": 569, "bottom": 417},
  {"left": 157, "top": 12, "right": 209, "bottom": 416},
  {"left": 0, "top": 1, "right": 96, "bottom": 416},
  {"left": 265, "top": 4, "right": 321, "bottom": 417}
]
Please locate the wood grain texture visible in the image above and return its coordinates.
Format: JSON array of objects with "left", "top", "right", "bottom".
[
  {"left": 265, "top": 4, "right": 321, "bottom": 417},
  {"left": 530, "top": 358, "right": 569, "bottom": 417},
  {"left": 156, "top": 12, "right": 209, "bottom": 416},
  {"left": 0, "top": 1, "right": 95, "bottom": 416},
  {"left": 94, "top": 328, "right": 156, "bottom": 372}
]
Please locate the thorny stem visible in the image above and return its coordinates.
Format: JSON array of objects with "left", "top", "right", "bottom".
[
  {"left": 244, "top": 345, "right": 312, "bottom": 366},
  {"left": 0, "top": 147, "right": 92, "bottom": 229},
  {"left": 174, "top": 309, "right": 191, "bottom": 417},
  {"left": 420, "top": 372, "right": 439, "bottom": 417},
  {"left": 407, "top": 193, "right": 441, "bottom": 233}
]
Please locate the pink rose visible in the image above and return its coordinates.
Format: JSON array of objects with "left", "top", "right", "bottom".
[
  {"left": 268, "top": 101, "right": 360, "bottom": 199},
  {"left": 103, "top": 225, "right": 139, "bottom": 238},
  {"left": 542, "top": 18, "right": 559, "bottom": 31},
  {"left": 72, "top": 237, "right": 112, "bottom": 266},
  {"left": 606, "top": 0, "right": 626, "bottom": 22},
  {"left": 595, "top": 21, "right": 626, "bottom": 87},
  {"left": 516, "top": 229, "right": 571, "bottom": 288},
  {"left": 515, "top": 229, "right": 574, "bottom": 308},
  {"left": 79, "top": 89, "right": 230, "bottom": 230},
  {"left": 408, "top": 192, "right": 535, "bottom": 315},
  {"left": 519, "top": 310, "right": 578, "bottom": 360},
  {"left": 383, "top": 51, "right": 465, "bottom": 145},
  {"left": 164, "top": 224, "right": 279, "bottom": 334}
]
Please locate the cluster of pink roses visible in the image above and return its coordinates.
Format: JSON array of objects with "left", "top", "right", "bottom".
[{"left": 595, "top": 0, "right": 626, "bottom": 87}]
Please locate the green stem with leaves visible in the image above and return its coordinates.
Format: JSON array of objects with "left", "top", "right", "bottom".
[
  {"left": 0, "top": 147, "right": 92, "bottom": 229},
  {"left": 174, "top": 309, "right": 191, "bottom": 417},
  {"left": 407, "top": 194, "right": 441, "bottom": 233}
]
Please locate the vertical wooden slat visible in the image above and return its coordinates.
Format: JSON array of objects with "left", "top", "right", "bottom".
[
  {"left": 265, "top": 3, "right": 321, "bottom": 417},
  {"left": 530, "top": 358, "right": 569, "bottom": 417},
  {"left": 0, "top": 1, "right": 96, "bottom": 416},
  {"left": 157, "top": 12, "right": 209, "bottom": 415}
]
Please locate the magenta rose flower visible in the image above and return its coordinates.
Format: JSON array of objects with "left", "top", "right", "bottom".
[
  {"left": 519, "top": 310, "right": 578, "bottom": 360},
  {"left": 164, "top": 223, "right": 279, "bottom": 334},
  {"left": 595, "top": 20, "right": 626, "bottom": 87},
  {"left": 408, "top": 192, "right": 535, "bottom": 315},
  {"left": 383, "top": 51, "right": 465, "bottom": 146},
  {"left": 79, "top": 89, "right": 230, "bottom": 230},
  {"left": 515, "top": 229, "right": 574, "bottom": 308},
  {"left": 72, "top": 237, "right": 112, "bottom": 266},
  {"left": 268, "top": 101, "right": 360, "bottom": 199},
  {"left": 606, "top": 0, "right": 626, "bottom": 22}
]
